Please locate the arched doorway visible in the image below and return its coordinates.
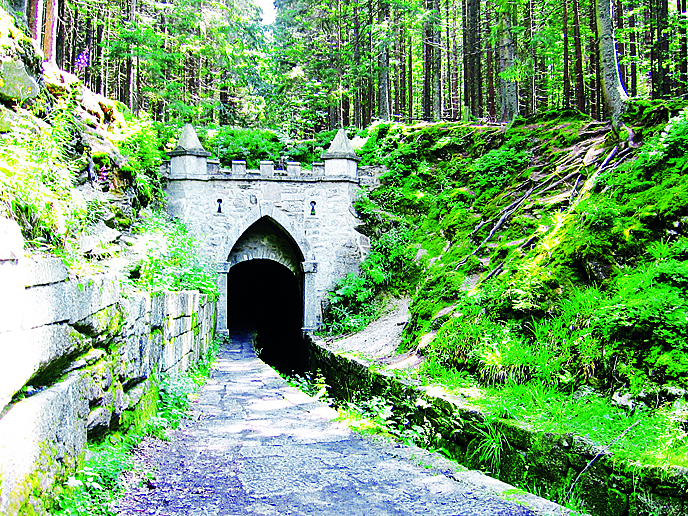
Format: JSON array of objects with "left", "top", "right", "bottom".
[{"left": 226, "top": 217, "right": 308, "bottom": 372}]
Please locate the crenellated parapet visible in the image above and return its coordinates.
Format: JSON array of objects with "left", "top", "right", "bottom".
[{"left": 164, "top": 125, "right": 360, "bottom": 182}]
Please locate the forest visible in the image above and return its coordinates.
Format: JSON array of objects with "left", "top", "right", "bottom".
[
  {"left": 1, "top": 0, "right": 688, "bottom": 513},
  {"left": 8, "top": 0, "right": 687, "bottom": 133}
]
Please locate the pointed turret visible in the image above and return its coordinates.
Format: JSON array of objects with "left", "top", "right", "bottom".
[
  {"left": 169, "top": 124, "right": 211, "bottom": 157},
  {"left": 167, "top": 124, "right": 211, "bottom": 179},
  {"left": 322, "top": 128, "right": 360, "bottom": 161},
  {"left": 321, "top": 128, "right": 359, "bottom": 177}
]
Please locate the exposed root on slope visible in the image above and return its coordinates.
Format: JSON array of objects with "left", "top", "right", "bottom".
[{"left": 471, "top": 139, "right": 629, "bottom": 284}]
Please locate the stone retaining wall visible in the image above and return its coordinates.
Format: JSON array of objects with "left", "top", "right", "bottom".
[
  {"left": 307, "top": 337, "right": 688, "bottom": 516},
  {"left": 0, "top": 219, "right": 216, "bottom": 514}
]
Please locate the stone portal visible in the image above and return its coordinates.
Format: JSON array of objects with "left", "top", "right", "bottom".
[{"left": 164, "top": 126, "right": 370, "bottom": 332}]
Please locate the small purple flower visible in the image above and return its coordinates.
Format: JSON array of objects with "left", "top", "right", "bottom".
[
  {"left": 75, "top": 48, "right": 90, "bottom": 69},
  {"left": 98, "top": 165, "right": 108, "bottom": 182}
]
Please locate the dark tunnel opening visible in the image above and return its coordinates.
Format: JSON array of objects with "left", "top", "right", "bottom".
[{"left": 227, "top": 260, "right": 308, "bottom": 373}]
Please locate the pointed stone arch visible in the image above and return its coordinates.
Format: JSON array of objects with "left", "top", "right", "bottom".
[
  {"left": 215, "top": 206, "right": 319, "bottom": 333},
  {"left": 227, "top": 216, "right": 305, "bottom": 277},
  {"left": 218, "top": 203, "right": 314, "bottom": 264}
]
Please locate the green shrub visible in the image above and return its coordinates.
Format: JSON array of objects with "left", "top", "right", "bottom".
[
  {"left": 201, "top": 127, "right": 282, "bottom": 168},
  {"left": 0, "top": 98, "right": 86, "bottom": 246},
  {"left": 471, "top": 147, "right": 530, "bottom": 204},
  {"left": 322, "top": 227, "right": 420, "bottom": 335},
  {"left": 53, "top": 439, "right": 133, "bottom": 516},
  {"left": 115, "top": 116, "right": 164, "bottom": 208},
  {"left": 130, "top": 211, "right": 219, "bottom": 299}
]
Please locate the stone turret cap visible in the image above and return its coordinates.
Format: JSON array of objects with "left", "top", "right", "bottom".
[
  {"left": 168, "top": 123, "right": 211, "bottom": 157},
  {"left": 321, "top": 128, "right": 360, "bottom": 162}
]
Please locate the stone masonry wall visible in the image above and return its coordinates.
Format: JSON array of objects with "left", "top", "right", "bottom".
[
  {"left": 163, "top": 126, "right": 372, "bottom": 332},
  {"left": 307, "top": 337, "right": 688, "bottom": 516},
  {"left": 0, "top": 218, "right": 216, "bottom": 515},
  {"left": 165, "top": 173, "right": 369, "bottom": 330}
]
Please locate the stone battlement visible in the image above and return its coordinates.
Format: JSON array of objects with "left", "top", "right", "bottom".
[{"left": 165, "top": 125, "right": 360, "bottom": 181}]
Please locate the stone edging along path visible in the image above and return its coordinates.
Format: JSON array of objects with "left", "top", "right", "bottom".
[
  {"left": 306, "top": 336, "right": 688, "bottom": 516},
  {"left": 118, "top": 331, "right": 568, "bottom": 516}
]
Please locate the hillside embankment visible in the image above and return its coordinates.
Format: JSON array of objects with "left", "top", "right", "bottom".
[
  {"left": 308, "top": 304, "right": 688, "bottom": 516},
  {"left": 314, "top": 104, "right": 688, "bottom": 515},
  {"left": 0, "top": 6, "right": 219, "bottom": 514}
]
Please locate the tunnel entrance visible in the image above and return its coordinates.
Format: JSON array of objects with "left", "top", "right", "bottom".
[{"left": 227, "top": 260, "right": 308, "bottom": 373}]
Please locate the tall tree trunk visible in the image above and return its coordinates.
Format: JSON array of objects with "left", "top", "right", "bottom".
[
  {"left": 408, "top": 31, "right": 414, "bottom": 122},
  {"left": 367, "top": 0, "right": 375, "bottom": 124},
  {"left": 84, "top": 17, "right": 92, "bottom": 89},
  {"left": 681, "top": 0, "right": 688, "bottom": 94},
  {"left": 596, "top": 0, "right": 629, "bottom": 130},
  {"left": 69, "top": 6, "right": 78, "bottom": 75},
  {"left": 656, "top": 0, "right": 670, "bottom": 96},
  {"left": 462, "top": 0, "right": 469, "bottom": 118},
  {"left": 500, "top": 3, "right": 518, "bottom": 121},
  {"left": 41, "top": 0, "right": 57, "bottom": 62},
  {"left": 486, "top": 3, "right": 496, "bottom": 119},
  {"left": 26, "top": 0, "right": 40, "bottom": 40},
  {"left": 614, "top": 0, "right": 626, "bottom": 86},
  {"left": 95, "top": 22, "right": 103, "bottom": 94},
  {"left": 444, "top": 0, "right": 451, "bottom": 119},
  {"left": 648, "top": 0, "right": 658, "bottom": 98},
  {"left": 525, "top": 0, "right": 533, "bottom": 115},
  {"left": 353, "top": 0, "right": 362, "bottom": 127},
  {"left": 628, "top": 0, "right": 638, "bottom": 96},
  {"left": 563, "top": 0, "right": 571, "bottom": 108},
  {"left": 572, "top": 0, "right": 585, "bottom": 111},
  {"left": 589, "top": 0, "right": 599, "bottom": 118},
  {"left": 451, "top": 0, "right": 460, "bottom": 119},
  {"left": 467, "top": 0, "right": 478, "bottom": 117},
  {"left": 475, "top": 0, "right": 483, "bottom": 117},
  {"left": 379, "top": 22, "right": 391, "bottom": 121},
  {"left": 432, "top": 0, "right": 441, "bottom": 120},
  {"left": 125, "top": 0, "right": 137, "bottom": 111},
  {"left": 55, "top": 0, "right": 65, "bottom": 69},
  {"left": 394, "top": 9, "right": 400, "bottom": 119},
  {"left": 423, "top": 0, "right": 433, "bottom": 120},
  {"left": 400, "top": 22, "right": 407, "bottom": 120}
]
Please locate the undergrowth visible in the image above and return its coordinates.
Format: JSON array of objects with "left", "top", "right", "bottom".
[
  {"left": 320, "top": 101, "right": 688, "bottom": 476},
  {"left": 283, "top": 371, "right": 445, "bottom": 453},
  {"left": 0, "top": 97, "right": 86, "bottom": 248},
  {"left": 127, "top": 210, "right": 219, "bottom": 299}
]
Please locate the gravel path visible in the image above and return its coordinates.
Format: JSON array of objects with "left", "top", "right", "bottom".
[{"left": 117, "top": 331, "right": 569, "bottom": 516}]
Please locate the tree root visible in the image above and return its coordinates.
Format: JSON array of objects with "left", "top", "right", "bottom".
[
  {"left": 569, "top": 174, "right": 583, "bottom": 204},
  {"left": 456, "top": 183, "right": 535, "bottom": 269},
  {"left": 480, "top": 233, "right": 539, "bottom": 283},
  {"left": 533, "top": 170, "right": 580, "bottom": 197}
]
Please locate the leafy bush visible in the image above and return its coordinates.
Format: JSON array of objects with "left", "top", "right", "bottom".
[
  {"left": 322, "top": 227, "right": 420, "bottom": 335},
  {"left": 471, "top": 147, "right": 529, "bottom": 203},
  {"left": 115, "top": 116, "right": 164, "bottom": 208},
  {"left": 54, "top": 439, "right": 132, "bottom": 515},
  {"left": 130, "top": 211, "right": 219, "bottom": 299},
  {"left": 201, "top": 127, "right": 282, "bottom": 168},
  {"left": 639, "top": 106, "right": 688, "bottom": 169}
]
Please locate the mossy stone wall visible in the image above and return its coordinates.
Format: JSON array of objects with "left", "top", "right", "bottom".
[
  {"left": 306, "top": 338, "right": 688, "bottom": 516},
  {"left": 0, "top": 219, "right": 216, "bottom": 515}
]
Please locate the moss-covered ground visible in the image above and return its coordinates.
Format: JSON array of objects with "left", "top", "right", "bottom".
[{"left": 322, "top": 100, "right": 688, "bottom": 472}]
